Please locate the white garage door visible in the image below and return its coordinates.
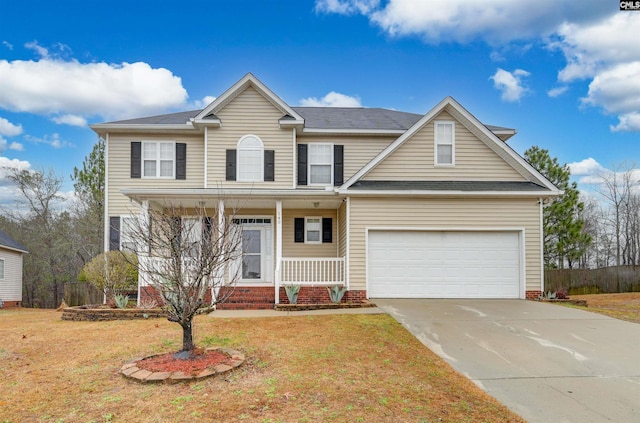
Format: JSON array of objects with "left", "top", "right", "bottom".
[{"left": 368, "top": 231, "right": 521, "bottom": 298}]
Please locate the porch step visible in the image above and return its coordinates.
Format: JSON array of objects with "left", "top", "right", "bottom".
[{"left": 216, "top": 287, "right": 275, "bottom": 310}]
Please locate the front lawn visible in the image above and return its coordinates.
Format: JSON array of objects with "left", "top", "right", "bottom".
[
  {"left": 0, "top": 309, "right": 522, "bottom": 422},
  {"left": 569, "top": 293, "right": 640, "bottom": 324}
]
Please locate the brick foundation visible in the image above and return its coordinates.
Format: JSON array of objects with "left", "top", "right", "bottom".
[
  {"left": 140, "top": 285, "right": 367, "bottom": 310},
  {"left": 526, "top": 290, "right": 543, "bottom": 300},
  {"left": 279, "top": 286, "right": 366, "bottom": 304},
  {"left": 0, "top": 300, "right": 21, "bottom": 308},
  {"left": 139, "top": 286, "right": 213, "bottom": 306}
]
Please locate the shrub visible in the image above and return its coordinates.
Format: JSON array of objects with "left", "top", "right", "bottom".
[
  {"left": 284, "top": 284, "right": 301, "bottom": 304},
  {"left": 80, "top": 251, "right": 138, "bottom": 302}
]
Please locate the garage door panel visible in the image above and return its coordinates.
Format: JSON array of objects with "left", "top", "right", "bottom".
[{"left": 368, "top": 230, "right": 520, "bottom": 298}]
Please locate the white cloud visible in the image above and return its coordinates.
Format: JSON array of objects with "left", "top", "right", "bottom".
[
  {"left": 315, "top": 0, "right": 379, "bottom": 15},
  {"left": 569, "top": 157, "right": 604, "bottom": 176},
  {"left": 547, "top": 86, "right": 568, "bottom": 98},
  {"left": 610, "top": 112, "right": 640, "bottom": 132},
  {"left": 25, "top": 40, "right": 49, "bottom": 58},
  {"left": 24, "top": 133, "right": 73, "bottom": 149},
  {"left": 8, "top": 142, "right": 23, "bottom": 151},
  {"left": 191, "top": 95, "right": 217, "bottom": 109},
  {"left": 2, "top": 41, "right": 13, "bottom": 50},
  {"left": 51, "top": 114, "right": 88, "bottom": 127},
  {"left": 316, "top": 0, "right": 610, "bottom": 44},
  {"left": 580, "top": 62, "right": 640, "bottom": 132},
  {"left": 0, "top": 156, "right": 30, "bottom": 174},
  {"left": 316, "top": 1, "right": 640, "bottom": 132},
  {"left": 299, "top": 91, "right": 362, "bottom": 107},
  {"left": 0, "top": 117, "right": 23, "bottom": 136},
  {"left": 0, "top": 57, "right": 188, "bottom": 121},
  {"left": 490, "top": 68, "right": 530, "bottom": 102}
]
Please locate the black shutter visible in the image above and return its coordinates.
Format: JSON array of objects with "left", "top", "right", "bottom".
[
  {"left": 176, "top": 143, "right": 186, "bottom": 180},
  {"left": 322, "top": 218, "right": 333, "bottom": 243},
  {"left": 297, "top": 144, "right": 307, "bottom": 185},
  {"left": 109, "top": 216, "right": 120, "bottom": 251},
  {"left": 131, "top": 142, "right": 141, "bottom": 178},
  {"left": 294, "top": 218, "right": 305, "bottom": 243},
  {"left": 333, "top": 145, "right": 344, "bottom": 186},
  {"left": 226, "top": 149, "right": 236, "bottom": 181},
  {"left": 264, "top": 150, "right": 275, "bottom": 181}
]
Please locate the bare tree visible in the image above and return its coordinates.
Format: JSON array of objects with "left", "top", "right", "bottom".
[
  {"left": 2, "top": 167, "right": 79, "bottom": 307},
  {"left": 123, "top": 202, "right": 242, "bottom": 354}
]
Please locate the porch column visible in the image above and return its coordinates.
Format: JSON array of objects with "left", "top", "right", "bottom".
[
  {"left": 137, "top": 200, "right": 150, "bottom": 307},
  {"left": 212, "top": 199, "right": 225, "bottom": 304},
  {"left": 275, "top": 200, "right": 282, "bottom": 304}
]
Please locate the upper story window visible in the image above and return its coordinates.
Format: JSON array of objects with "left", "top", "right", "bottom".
[
  {"left": 237, "top": 135, "right": 264, "bottom": 182},
  {"left": 434, "top": 121, "right": 455, "bottom": 166},
  {"left": 308, "top": 143, "right": 333, "bottom": 185},
  {"left": 143, "top": 141, "right": 175, "bottom": 178},
  {"left": 0, "top": 258, "right": 4, "bottom": 279}
]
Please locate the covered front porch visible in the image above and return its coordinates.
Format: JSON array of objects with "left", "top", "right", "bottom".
[{"left": 125, "top": 189, "right": 352, "bottom": 308}]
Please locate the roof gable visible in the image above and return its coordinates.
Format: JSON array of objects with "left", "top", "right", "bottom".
[
  {"left": 193, "top": 73, "right": 304, "bottom": 126},
  {"left": 342, "top": 96, "right": 560, "bottom": 194}
]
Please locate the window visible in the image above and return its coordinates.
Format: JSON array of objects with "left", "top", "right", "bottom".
[
  {"left": 0, "top": 258, "right": 4, "bottom": 279},
  {"left": 143, "top": 141, "right": 175, "bottom": 178},
  {"left": 435, "top": 121, "right": 455, "bottom": 166},
  {"left": 308, "top": 144, "right": 333, "bottom": 185},
  {"left": 237, "top": 135, "right": 264, "bottom": 182},
  {"left": 120, "top": 216, "right": 138, "bottom": 252},
  {"left": 295, "top": 217, "right": 332, "bottom": 244},
  {"left": 305, "top": 217, "right": 322, "bottom": 244}
]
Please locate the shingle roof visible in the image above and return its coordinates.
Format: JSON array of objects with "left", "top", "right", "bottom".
[
  {"left": 103, "top": 110, "right": 201, "bottom": 125},
  {"left": 292, "top": 107, "right": 422, "bottom": 130},
  {"left": 100, "top": 107, "right": 514, "bottom": 134},
  {"left": 0, "top": 229, "right": 28, "bottom": 253},
  {"left": 348, "top": 180, "right": 550, "bottom": 192}
]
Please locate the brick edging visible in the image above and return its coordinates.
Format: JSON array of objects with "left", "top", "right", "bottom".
[{"left": 120, "top": 347, "right": 245, "bottom": 383}]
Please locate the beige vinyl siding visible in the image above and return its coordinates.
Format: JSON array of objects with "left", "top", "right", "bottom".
[
  {"left": 282, "top": 209, "right": 338, "bottom": 258},
  {"left": 348, "top": 197, "right": 541, "bottom": 293},
  {"left": 0, "top": 248, "right": 23, "bottom": 302},
  {"left": 363, "top": 111, "right": 525, "bottom": 181},
  {"left": 208, "top": 86, "right": 294, "bottom": 188},
  {"left": 297, "top": 135, "right": 394, "bottom": 182},
  {"left": 107, "top": 133, "right": 204, "bottom": 216}
]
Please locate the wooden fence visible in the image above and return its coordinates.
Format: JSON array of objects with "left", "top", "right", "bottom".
[
  {"left": 63, "top": 282, "right": 104, "bottom": 306},
  {"left": 545, "top": 266, "right": 640, "bottom": 294}
]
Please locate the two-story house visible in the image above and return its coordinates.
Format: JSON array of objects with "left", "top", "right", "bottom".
[{"left": 91, "top": 73, "right": 559, "bottom": 309}]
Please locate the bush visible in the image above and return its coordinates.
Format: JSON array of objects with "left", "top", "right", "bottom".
[{"left": 80, "top": 251, "right": 138, "bottom": 302}]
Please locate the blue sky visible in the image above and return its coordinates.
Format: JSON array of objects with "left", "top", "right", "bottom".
[{"left": 0, "top": 0, "right": 639, "bottom": 203}]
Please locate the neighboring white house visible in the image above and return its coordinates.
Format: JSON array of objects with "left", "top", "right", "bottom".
[
  {"left": 0, "top": 229, "right": 28, "bottom": 308},
  {"left": 91, "top": 73, "right": 560, "bottom": 309}
]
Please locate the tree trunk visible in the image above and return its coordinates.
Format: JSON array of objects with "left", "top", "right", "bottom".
[{"left": 181, "top": 320, "right": 194, "bottom": 352}]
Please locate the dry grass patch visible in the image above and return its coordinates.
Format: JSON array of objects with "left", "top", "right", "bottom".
[
  {"left": 570, "top": 293, "right": 640, "bottom": 323},
  {"left": 0, "top": 309, "right": 523, "bottom": 422}
]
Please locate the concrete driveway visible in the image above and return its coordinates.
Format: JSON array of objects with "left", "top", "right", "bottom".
[{"left": 374, "top": 299, "right": 640, "bottom": 423}]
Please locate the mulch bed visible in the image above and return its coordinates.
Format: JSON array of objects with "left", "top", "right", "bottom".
[{"left": 136, "top": 348, "right": 231, "bottom": 375}]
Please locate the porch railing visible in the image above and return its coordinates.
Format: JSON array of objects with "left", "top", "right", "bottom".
[{"left": 279, "top": 257, "right": 346, "bottom": 285}]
